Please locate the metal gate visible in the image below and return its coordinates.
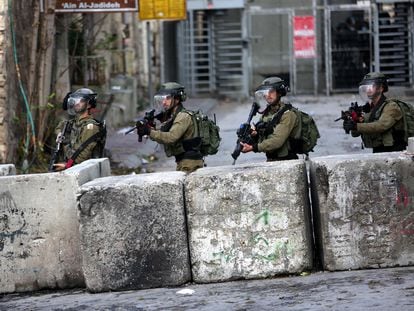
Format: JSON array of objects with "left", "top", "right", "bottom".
[
  {"left": 374, "top": 1, "right": 414, "bottom": 86},
  {"left": 246, "top": 8, "right": 295, "bottom": 94},
  {"left": 325, "top": 4, "right": 373, "bottom": 93},
  {"left": 177, "top": 9, "right": 246, "bottom": 98}
]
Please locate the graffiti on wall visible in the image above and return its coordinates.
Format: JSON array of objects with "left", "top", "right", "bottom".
[
  {"left": 212, "top": 209, "right": 295, "bottom": 266},
  {"left": 0, "top": 191, "right": 27, "bottom": 251},
  {"left": 393, "top": 182, "right": 414, "bottom": 235}
]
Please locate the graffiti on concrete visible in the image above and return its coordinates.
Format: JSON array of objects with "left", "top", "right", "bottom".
[
  {"left": 213, "top": 249, "right": 237, "bottom": 263},
  {"left": 396, "top": 183, "right": 411, "bottom": 211},
  {"left": 212, "top": 209, "right": 294, "bottom": 265},
  {"left": 252, "top": 237, "right": 294, "bottom": 262},
  {"left": 393, "top": 182, "right": 414, "bottom": 235},
  {"left": 254, "top": 209, "right": 269, "bottom": 225},
  {"left": 0, "top": 191, "right": 27, "bottom": 251}
]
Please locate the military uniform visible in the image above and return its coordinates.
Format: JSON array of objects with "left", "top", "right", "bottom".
[
  {"left": 149, "top": 105, "right": 204, "bottom": 173},
  {"left": 351, "top": 95, "right": 405, "bottom": 152},
  {"left": 254, "top": 101, "right": 299, "bottom": 161},
  {"left": 56, "top": 115, "right": 101, "bottom": 164}
]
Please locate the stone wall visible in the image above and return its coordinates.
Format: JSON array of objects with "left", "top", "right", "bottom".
[
  {"left": 0, "top": 0, "right": 8, "bottom": 162},
  {"left": 0, "top": 0, "right": 24, "bottom": 164}
]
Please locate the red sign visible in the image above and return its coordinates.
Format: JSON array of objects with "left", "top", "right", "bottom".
[
  {"left": 55, "top": 0, "right": 138, "bottom": 13},
  {"left": 293, "top": 16, "right": 316, "bottom": 59}
]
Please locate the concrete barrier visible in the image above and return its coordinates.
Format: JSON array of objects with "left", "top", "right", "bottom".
[
  {"left": 0, "top": 158, "right": 110, "bottom": 294},
  {"left": 0, "top": 164, "right": 16, "bottom": 176},
  {"left": 77, "top": 172, "right": 191, "bottom": 292},
  {"left": 185, "top": 161, "right": 314, "bottom": 283},
  {"left": 310, "top": 152, "right": 414, "bottom": 271}
]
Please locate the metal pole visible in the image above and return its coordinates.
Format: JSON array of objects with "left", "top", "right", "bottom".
[
  {"left": 324, "top": 0, "right": 330, "bottom": 96},
  {"left": 372, "top": 3, "right": 380, "bottom": 72},
  {"left": 313, "top": 0, "right": 318, "bottom": 95},
  {"left": 289, "top": 10, "right": 296, "bottom": 95},
  {"left": 83, "top": 14, "right": 88, "bottom": 87},
  {"left": 146, "top": 21, "right": 153, "bottom": 103}
]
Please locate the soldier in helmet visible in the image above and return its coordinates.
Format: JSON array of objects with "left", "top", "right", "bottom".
[
  {"left": 52, "top": 88, "right": 106, "bottom": 171},
  {"left": 343, "top": 72, "right": 406, "bottom": 152},
  {"left": 241, "top": 76, "right": 300, "bottom": 161},
  {"left": 137, "top": 82, "right": 204, "bottom": 173}
]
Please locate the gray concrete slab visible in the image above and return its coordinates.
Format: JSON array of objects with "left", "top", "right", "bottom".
[
  {"left": 77, "top": 172, "right": 191, "bottom": 292},
  {"left": 185, "top": 161, "right": 313, "bottom": 283},
  {"left": 310, "top": 152, "right": 414, "bottom": 271},
  {"left": 1, "top": 266, "right": 413, "bottom": 310}
]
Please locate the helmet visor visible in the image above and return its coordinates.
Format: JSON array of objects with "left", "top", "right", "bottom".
[
  {"left": 66, "top": 95, "right": 87, "bottom": 115},
  {"left": 153, "top": 93, "right": 173, "bottom": 113},
  {"left": 254, "top": 86, "right": 273, "bottom": 107},
  {"left": 358, "top": 83, "right": 378, "bottom": 102}
]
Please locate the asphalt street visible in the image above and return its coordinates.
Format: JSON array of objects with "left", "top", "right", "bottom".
[{"left": 1, "top": 267, "right": 414, "bottom": 310}]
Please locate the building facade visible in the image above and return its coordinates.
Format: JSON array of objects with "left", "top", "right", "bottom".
[{"left": 161, "top": 0, "right": 414, "bottom": 98}]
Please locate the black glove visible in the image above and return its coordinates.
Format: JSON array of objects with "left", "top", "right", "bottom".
[
  {"left": 343, "top": 119, "right": 356, "bottom": 133},
  {"left": 136, "top": 120, "right": 151, "bottom": 141}
]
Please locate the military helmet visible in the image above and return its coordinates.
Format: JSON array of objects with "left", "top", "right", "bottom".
[
  {"left": 260, "top": 76, "right": 290, "bottom": 96},
  {"left": 72, "top": 88, "right": 98, "bottom": 108},
  {"left": 359, "top": 72, "right": 388, "bottom": 92},
  {"left": 62, "top": 88, "right": 97, "bottom": 111},
  {"left": 158, "top": 82, "right": 186, "bottom": 102}
]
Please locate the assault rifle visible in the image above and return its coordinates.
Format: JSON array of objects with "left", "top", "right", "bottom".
[
  {"left": 49, "top": 121, "right": 69, "bottom": 172},
  {"left": 125, "top": 109, "right": 164, "bottom": 141},
  {"left": 231, "top": 102, "right": 260, "bottom": 165},
  {"left": 335, "top": 102, "right": 370, "bottom": 134}
]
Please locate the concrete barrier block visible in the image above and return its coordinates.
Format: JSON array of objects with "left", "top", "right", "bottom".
[
  {"left": 0, "top": 174, "right": 83, "bottom": 293},
  {"left": 0, "top": 159, "right": 110, "bottom": 294},
  {"left": 77, "top": 172, "right": 191, "bottom": 292},
  {"left": 310, "top": 152, "right": 414, "bottom": 271},
  {"left": 185, "top": 161, "right": 313, "bottom": 283},
  {"left": 64, "top": 158, "right": 111, "bottom": 185},
  {"left": 0, "top": 164, "right": 15, "bottom": 176}
]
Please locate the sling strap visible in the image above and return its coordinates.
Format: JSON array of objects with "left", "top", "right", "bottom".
[{"left": 65, "top": 130, "right": 105, "bottom": 169}]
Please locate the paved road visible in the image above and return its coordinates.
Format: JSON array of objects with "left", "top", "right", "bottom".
[{"left": 1, "top": 267, "right": 414, "bottom": 310}]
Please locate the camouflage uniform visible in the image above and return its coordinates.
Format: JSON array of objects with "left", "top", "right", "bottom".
[
  {"left": 351, "top": 95, "right": 405, "bottom": 152},
  {"left": 149, "top": 105, "right": 204, "bottom": 173},
  {"left": 255, "top": 101, "right": 299, "bottom": 161},
  {"left": 56, "top": 115, "right": 101, "bottom": 164}
]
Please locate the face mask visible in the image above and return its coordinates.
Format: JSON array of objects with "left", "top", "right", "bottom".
[{"left": 67, "top": 95, "right": 87, "bottom": 116}]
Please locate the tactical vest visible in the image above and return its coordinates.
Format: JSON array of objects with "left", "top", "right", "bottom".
[
  {"left": 256, "top": 102, "right": 300, "bottom": 158},
  {"left": 63, "top": 117, "right": 106, "bottom": 163},
  {"left": 161, "top": 110, "right": 202, "bottom": 159},
  {"left": 361, "top": 99, "right": 404, "bottom": 148}
]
